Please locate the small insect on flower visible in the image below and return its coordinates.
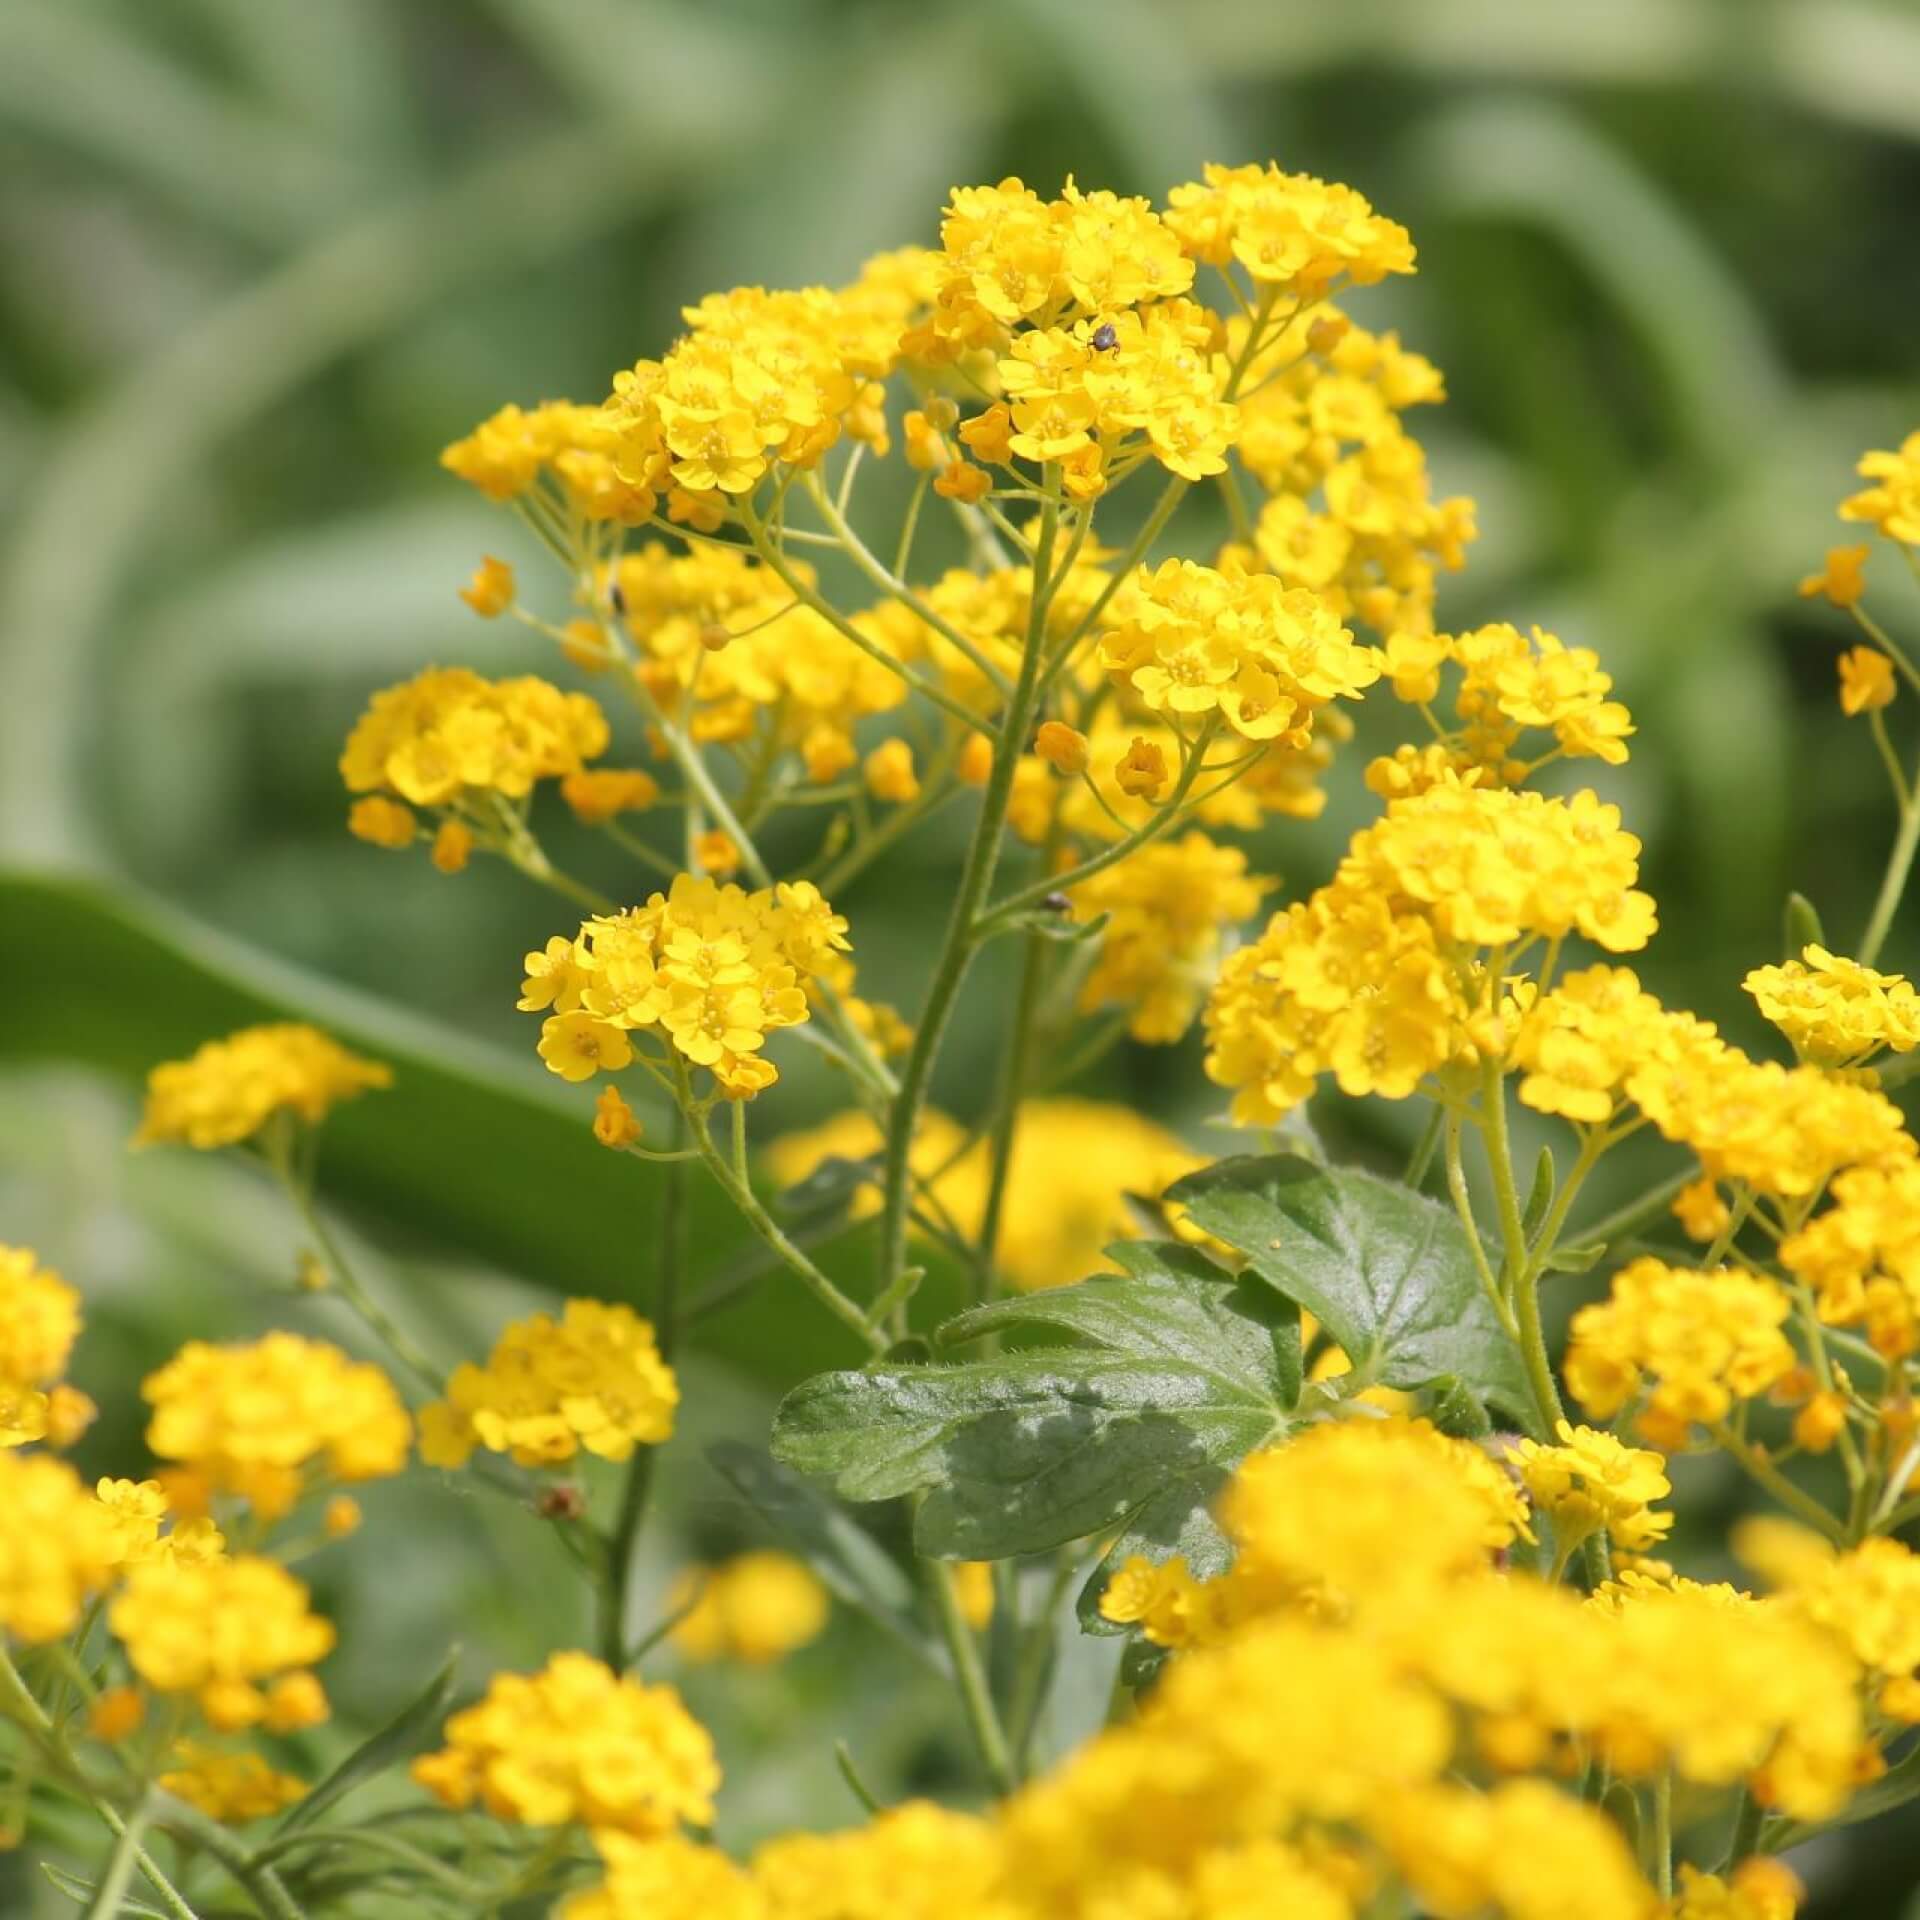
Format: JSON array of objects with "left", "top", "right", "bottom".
[{"left": 1091, "top": 322, "right": 1119, "bottom": 352}]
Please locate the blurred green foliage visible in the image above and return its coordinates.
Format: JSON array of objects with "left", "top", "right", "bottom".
[{"left": 3, "top": 1, "right": 1920, "bottom": 1912}]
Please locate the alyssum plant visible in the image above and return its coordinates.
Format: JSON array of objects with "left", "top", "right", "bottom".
[{"left": 7, "top": 162, "right": 1920, "bottom": 1920}]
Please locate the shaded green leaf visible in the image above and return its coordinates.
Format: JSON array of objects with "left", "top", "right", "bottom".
[
  {"left": 1167, "top": 1154, "right": 1531, "bottom": 1420},
  {"left": 275, "top": 1649, "right": 458, "bottom": 1833},
  {"left": 773, "top": 1244, "right": 1296, "bottom": 1563},
  {"left": 705, "top": 1441, "right": 939, "bottom": 1668}
]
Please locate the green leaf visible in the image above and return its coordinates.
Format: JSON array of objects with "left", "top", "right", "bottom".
[
  {"left": 1167, "top": 1154, "right": 1532, "bottom": 1421},
  {"left": 1522, "top": 1145, "right": 1556, "bottom": 1240},
  {"left": 704, "top": 1441, "right": 940, "bottom": 1669},
  {"left": 1783, "top": 890, "right": 1825, "bottom": 959},
  {"left": 772, "top": 1243, "right": 1298, "bottom": 1565},
  {"left": 273, "top": 1649, "right": 457, "bottom": 1834}
]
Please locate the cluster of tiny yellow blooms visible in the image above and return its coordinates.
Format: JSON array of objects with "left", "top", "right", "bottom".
[
  {"left": 1840, "top": 428, "right": 1920, "bottom": 546},
  {"left": 411, "top": 1651, "right": 719, "bottom": 1837},
  {"left": 441, "top": 399, "right": 657, "bottom": 522},
  {"left": 1369, "top": 621, "right": 1633, "bottom": 792},
  {"left": 142, "top": 1333, "right": 412, "bottom": 1522},
  {"left": 1095, "top": 556, "right": 1380, "bottom": 745},
  {"left": 553, "top": 1418, "right": 1887, "bottom": 1920},
  {"left": 159, "top": 1744, "right": 309, "bottom": 1823},
  {"left": 1238, "top": 304, "right": 1473, "bottom": 642},
  {"left": 0, "top": 1451, "right": 125, "bottom": 1641},
  {"left": 1203, "top": 780, "right": 1655, "bottom": 1123},
  {"left": 611, "top": 543, "right": 903, "bottom": 778},
  {"left": 1068, "top": 833, "right": 1270, "bottom": 1042},
  {"left": 1509, "top": 1422, "right": 1675, "bottom": 1554},
  {"left": 522, "top": 874, "right": 849, "bottom": 1099},
  {"left": 1780, "top": 1161, "right": 1920, "bottom": 1357},
  {"left": 1566, "top": 1258, "right": 1799, "bottom": 1450},
  {"left": 764, "top": 1098, "right": 1207, "bottom": 1293},
  {"left": 1743, "top": 943, "right": 1920, "bottom": 1065},
  {"left": 134, "top": 1023, "right": 391, "bottom": 1150},
  {"left": 666, "top": 1551, "right": 831, "bottom": 1666},
  {"left": 109, "top": 1557, "right": 334, "bottom": 1733},
  {"left": 418, "top": 1300, "right": 677, "bottom": 1470},
  {"left": 0, "top": 1244, "right": 93, "bottom": 1451}
]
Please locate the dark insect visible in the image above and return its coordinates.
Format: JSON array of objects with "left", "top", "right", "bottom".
[
  {"left": 1091, "top": 322, "right": 1119, "bottom": 352},
  {"left": 608, "top": 578, "right": 627, "bottom": 617}
]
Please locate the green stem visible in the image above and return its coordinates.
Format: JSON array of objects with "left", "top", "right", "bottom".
[
  {"left": 82, "top": 1791, "right": 153, "bottom": 1920},
  {"left": 1709, "top": 1425, "right": 1848, "bottom": 1540},
  {"left": 976, "top": 716, "right": 1219, "bottom": 933},
  {"left": 681, "top": 1086, "right": 884, "bottom": 1354},
  {"left": 971, "top": 926, "right": 1049, "bottom": 1303},
  {"left": 268, "top": 1148, "right": 443, "bottom": 1399},
  {"left": 874, "top": 483, "right": 1060, "bottom": 1310},
  {"left": 1403, "top": 1104, "right": 1444, "bottom": 1189},
  {"left": 1444, "top": 1109, "right": 1519, "bottom": 1341},
  {"left": 926, "top": 1558, "right": 1015, "bottom": 1795},
  {"left": 1860, "top": 767, "right": 1920, "bottom": 966},
  {"left": 1653, "top": 1769, "right": 1674, "bottom": 1901},
  {"left": 601, "top": 1131, "right": 686, "bottom": 1668}
]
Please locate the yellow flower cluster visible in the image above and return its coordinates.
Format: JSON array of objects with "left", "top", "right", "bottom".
[
  {"left": 135, "top": 1023, "right": 391, "bottom": 1150},
  {"left": 411, "top": 1651, "right": 718, "bottom": 1837},
  {"left": 1671, "top": 1862, "right": 1803, "bottom": 1920},
  {"left": 0, "top": 1452, "right": 123, "bottom": 1642},
  {"left": 596, "top": 261, "right": 926, "bottom": 517},
  {"left": 1750, "top": 1530, "right": 1920, "bottom": 1694},
  {"left": 143, "top": 1333, "right": 411, "bottom": 1520},
  {"left": 1097, "top": 557, "right": 1378, "bottom": 745},
  {"left": 418, "top": 1300, "right": 677, "bottom": 1470},
  {"left": 441, "top": 399, "right": 656, "bottom": 523},
  {"left": 1242, "top": 309, "right": 1474, "bottom": 641},
  {"left": 159, "top": 1743, "right": 308, "bottom": 1823},
  {"left": 0, "top": 1244, "right": 90, "bottom": 1451},
  {"left": 108, "top": 1556, "right": 334, "bottom": 1732},
  {"left": 1372, "top": 621, "right": 1633, "bottom": 788},
  {"left": 1069, "top": 832, "right": 1270, "bottom": 1042},
  {"left": 765, "top": 1098, "right": 1206, "bottom": 1292},
  {"left": 1780, "top": 1162, "right": 1920, "bottom": 1355},
  {"left": 1743, "top": 943, "right": 1920, "bottom": 1064},
  {"left": 341, "top": 666, "right": 609, "bottom": 836},
  {"left": 667, "top": 1550, "right": 830, "bottom": 1666},
  {"left": 91, "top": 1477, "right": 227, "bottom": 1569},
  {"left": 1565, "top": 1258, "right": 1797, "bottom": 1449},
  {"left": 1512, "top": 964, "right": 1670, "bottom": 1126},
  {"left": 612, "top": 542, "right": 903, "bottom": 777},
  {"left": 1840, "top": 428, "right": 1920, "bottom": 545},
  {"left": 1509, "top": 1421, "right": 1673, "bottom": 1553},
  {"left": 522, "top": 874, "right": 850, "bottom": 1099},
  {"left": 1205, "top": 782, "right": 1654, "bottom": 1123},
  {"left": 1165, "top": 160, "right": 1416, "bottom": 297}
]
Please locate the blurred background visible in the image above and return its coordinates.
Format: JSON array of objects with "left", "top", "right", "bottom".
[{"left": 3, "top": 0, "right": 1920, "bottom": 1911}]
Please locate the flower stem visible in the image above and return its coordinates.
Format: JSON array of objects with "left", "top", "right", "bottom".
[
  {"left": 1860, "top": 757, "right": 1920, "bottom": 965},
  {"left": 926, "top": 1556, "right": 1015, "bottom": 1795}
]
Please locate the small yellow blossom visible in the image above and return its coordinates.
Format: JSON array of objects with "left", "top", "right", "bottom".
[
  {"left": 1798, "top": 544, "right": 1869, "bottom": 608},
  {"left": 418, "top": 1300, "right": 676, "bottom": 1469},
  {"left": 1113, "top": 736, "right": 1168, "bottom": 799},
  {"left": 864, "top": 738, "right": 920, "bottom": 804},
  {"left": 1510, "top": 1422, "right": 1674, "bottom": 1553},
  {"left": 458, "top": 555, "right": 516, "bottom": 616},
  {"left": 668, "top": 1551, "right": 831, "bottom": 1665},
  {"left": 346, "top": 793, "right": 418, "bottom": 848},
  {"left": 0, "top": 1453, "right": 123, "bottom": 1642},
  {"left": 1838, "top": 645, "right": 1897, "bottom": 715},
  {"left": 694, "top": 828, "right": 742, "bottom": 878},
  {"left": 430, "top": 818, "right": 473, "bottom": 873},
  {"left": 412, "top": 1652, "right": 717, "bottom": 1836},
  {"left": 160, "top": 1744, "right": 307, "bottom": 1823},
  {"left": 1840, "top": 429, "right": 1920, "bottom": 544},
  {"left": 136, "top": 1024, "right": 391, "bottom": 1150},
  {"left": 562, "top": 768, "right": 660, "bottom": 824},
  {"left": 593, "top": 1085, "right": 643, "bottom": 1150}
]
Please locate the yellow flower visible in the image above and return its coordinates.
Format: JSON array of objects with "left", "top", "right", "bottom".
[
  {"left": 159, "top": 1744, "right": 307, "bottom": 1824},
  {"left": 418, "top": 1299, "right": 676, "bottom": 1470},
  {"left": 1840, "top": 429, "right": 1920, "bottom": 544},
  {"left": 1070, "top": 832, "right": 1271, "bottom": 1043},
  {"left": 143, "top": 1333, "right": 411, "bottom": 1517},
  {"left": 562, "top": 1834, "right": 763, "bottom": 1920},
  {"left": 864, "top": 738, "right": 920, "bottom": 804},
  {"left": 537, "top": 1011, "right": 636, "bottom": 1083},
  {"left": 953, "top": 1561, "right": 995, "bottom": 1631},
  {"left": 694, "top": 828, "right": 742, "bottom": 878},
  {"left": 412, "top": 1651, "right": 718, "bottom": 1836},
  {"left": 1798, "top": 544, "right": 1869, "bottom": 608},
  {"left": 346, "top": 793, "right": 418, "bottom": 848},
  {"left": 593, "top": 1085, "right": 643, "bottom": 1150},
  {"left": 135, "top": 1024, "right": 391, "bottom": 1150},
  {"left": 1510, "top": 1422, "right": 1674, "bottom": 1553},
  {"left": 562, "top": 768, "right": 660, "bottom": 824},
  {"left": 0, "top": 1453, "right": 123, "bottom": 1642},
  {"left": 340, "top": 666, "right": 609, "bottom": 809},
  {"left": 1113, "top": 735, "right": 1168, "bottom": 799},
  {"left": 1744, "top": 943, "right": 1920, "bottom": 1064},
  {"left": 0, "top": 1245, "right": 81, "bottom": 1403},
  {"left": 430, "top": 818, "right": 473, "bottom": 873},
  {"left": 1672, "top": 1860, "right": 1802, "bottom": 1920},
  {"left": 458, "top": 554, "right": 515, "bottom": 616},
  {"left": 110, "top": 1556, "right": 334, "bottom": 1727},
  {"left": 1838, "top": 644, "right": 1897, "bottom": 715},
  {"left": 668, "top": 1551, "right": 831, "bottom": 1665},
  {"left": 1033, "top": 720, "right": 1089, "bottom": 776}
]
